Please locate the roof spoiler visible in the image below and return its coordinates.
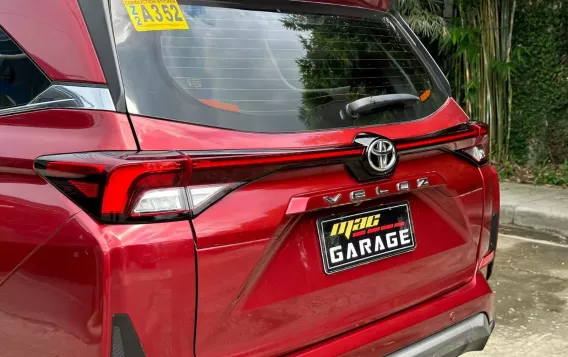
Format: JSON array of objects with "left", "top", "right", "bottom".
[{"left": 295, "top": 0, "right": 395, "bottom": 12}]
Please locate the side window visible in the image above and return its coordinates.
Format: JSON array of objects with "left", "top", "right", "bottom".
[{"left": 0, "top": 28, "right": 50, "bottom": 111}]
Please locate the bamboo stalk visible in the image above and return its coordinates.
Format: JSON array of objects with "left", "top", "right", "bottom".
[
  {"left": 495, "top": 0, "right": 504, "bottom": 158},
  {"left": 452, "top": 0, "right": 517, "bottom": 160},
  {"left": 505, "top": 0, "right": 517, "bottom": 159}
]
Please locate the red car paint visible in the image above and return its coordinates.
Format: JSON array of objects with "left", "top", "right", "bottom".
[
  {"left": 0, "top": 0, "right": 105, "bottom": 83},
  {"left": 0, "top": 110, "right": 136, "bottom": 356},
  {"left": 0, "top": 1, "right": 498, "bottom": 357},
  {"left": 131, "top": 99, "right": 468, "bottom": 151},
  {"left": 191, "top": 152, "right": 485, "bottom": 357},
  {"left": 0, "top": 110, "right": 135, "bottom": 282},
  {"left": 288, "top": 273, "right": 494, "bottom": 357}
]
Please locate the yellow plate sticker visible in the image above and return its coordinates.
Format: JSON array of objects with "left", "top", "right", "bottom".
[{"left": 123, "top": 0, "right": 189, "bottom": 32}]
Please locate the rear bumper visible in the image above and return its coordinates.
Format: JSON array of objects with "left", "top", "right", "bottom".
[
  {"left": 387, "top": 314, "right": 494, "bottom": 357},
  {"left": 287, "top": 272, "right": 494, "bottom": 357}
]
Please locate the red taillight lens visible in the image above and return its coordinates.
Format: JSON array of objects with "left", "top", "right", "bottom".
[
  {"left": 101, "top": 160, "right": 187, "bottom": 215},
  {"left": 34, "top": 124, "right": 490, "bottom": 224},
  {"left": 35, "top": 152, "right": 232, "bottom": 223},
  {"left": 34, "top": 147, "right": 364, "bottom": 223}
]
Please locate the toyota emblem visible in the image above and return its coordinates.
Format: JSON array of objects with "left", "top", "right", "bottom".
[{"left": 367, "top": 138, "right": 397, "bottom": 173}]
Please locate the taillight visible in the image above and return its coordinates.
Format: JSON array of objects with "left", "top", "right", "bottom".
[
  {"left": 457, "top": 122, "right": 489, "bottom": 165},
  {"left": 34, "top": 151, "right": 235, "bottom": 223},
  {"left": 34, "top": 147, "right": 363, "bottom": 223},
  {"left": 34, "top": 123, "right": 491, "bottom": 223}
]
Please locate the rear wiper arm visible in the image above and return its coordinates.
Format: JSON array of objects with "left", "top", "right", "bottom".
[{"left": 340, "top": 94, "right": 420, "bottom": 120}]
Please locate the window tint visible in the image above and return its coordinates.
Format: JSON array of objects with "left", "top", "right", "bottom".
[
  {"left": 111, "top": 1, "right": 447, "bottom": 133},
  {"left": 0, "top": 28, "right": 50, "bottom": 111}
]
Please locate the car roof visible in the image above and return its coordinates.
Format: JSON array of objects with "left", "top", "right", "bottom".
[{"left": 279, "top": 0, "right": 391, "bottom": 11}]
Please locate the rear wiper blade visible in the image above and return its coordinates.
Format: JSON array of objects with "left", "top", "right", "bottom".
[{"left": 340, "top": 94, "right": 420, "bottom": 120}]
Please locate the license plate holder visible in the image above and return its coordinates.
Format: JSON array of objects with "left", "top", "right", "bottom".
[{"left": 317, "top": 202, "right": 416, "bottom": 274}]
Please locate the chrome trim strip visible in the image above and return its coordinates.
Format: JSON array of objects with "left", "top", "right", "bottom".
[
  {"left": 387, "top": 314, "right": 492, "bottom": 357},
  {"left": 0, "top": 84, "right": 115, "bottom": 116}
]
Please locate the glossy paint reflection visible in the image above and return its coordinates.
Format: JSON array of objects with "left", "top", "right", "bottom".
[
  {"left": 103, "top": 219, "right": 197, "bottom": 357},
  {"left": 0, "top": 0, "right": 105, "bottom": 82},
  {"left": 0, "top": 110, "right": 136, "bottom": 160},
  {"left": 0, "top": 174, "right": 79, "bottom": 283},
  {"left": 0, "top": 109, "right": 136, "bottom": 283},
  {"left": 0, "top": 215, "right": 103, "bottom": 357},
  {"left": 289, "top": 273, "right": 494, "bottom": 357},
  {"left": 0, "top": 109, "right": 138, "bottom": 357},
  {"left": 132, "top": 98, "right": 469, "bottom": 150},
  {"left": 0, "top": 213, "right": 197, "bottom": 357},
  {"left": 193, "top": 152, "right": 486, "bottom": 357}
]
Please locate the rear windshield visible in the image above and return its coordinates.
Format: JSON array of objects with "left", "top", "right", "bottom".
[{"left": 110, "top": 1, "right": 447, "bottom": 133}]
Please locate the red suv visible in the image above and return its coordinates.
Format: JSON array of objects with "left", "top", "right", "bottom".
[{"left": 0, "top": 0, "right": 499, "bottom": 356}]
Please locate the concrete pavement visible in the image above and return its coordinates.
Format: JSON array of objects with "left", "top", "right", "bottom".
[
  {"left": 471, "top": 226, "right": 568, "bottom": 357},
  {"left": 500, "top": 182, "right": 568, "bottom": 237}
]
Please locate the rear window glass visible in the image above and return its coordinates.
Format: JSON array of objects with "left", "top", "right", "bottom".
[{"left": 111, "top": 1, "right": 447, "bottom": 133}]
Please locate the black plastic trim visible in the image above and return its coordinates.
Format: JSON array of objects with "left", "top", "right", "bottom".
[
  {"left": 189, "top": 224, "right": 200, "bottom": 357},
  {"left": 390, "top": 0, "right": 399, "bottom": 10},
  {"left": 489, "top": 213, "right": 500, "bottom": 251},
  {"left": 77, "top": 0, "right": 126, "bottom": 112},
  {"left": 112, "top": 314, "right": 146, "bottom": 357},
  {"left": 395, "top": 123, "right": 471, "bottom": 146},
  {"left": 178, "top": 0, "right": 390, "bottom": 12},
  {"left": 486, "top": 212, "right": 500, "bottom": 279}
]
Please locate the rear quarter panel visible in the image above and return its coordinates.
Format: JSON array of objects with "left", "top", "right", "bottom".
[{"left": 0, "top": 110, "right": 136, "bottom": 357}]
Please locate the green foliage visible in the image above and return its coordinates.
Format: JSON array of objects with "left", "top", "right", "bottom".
[
  {"left": 508, "top": 0, "right": 568, "bottom": 165},
  {"left": 398, "top": 0, "right": 448, "bottom": 40},
  {"left": 400, "top": 0, "right": 567, "bottom": 183},
  {"left": 495, "top": 159, "right": 568, "bottom": 187},
  {"left": 535, "top": 164, "right": 568, "bottom": 186},
  {"left": 444, "top": 0, "right": 518, "bottom": 161},
  {"left": 399, "top": 0, "right": 453, "bottom": 74},
  {"left": 280, "top": 15, "right": 397, "bottom": 128},
  {"left": 280, "top": 14, "right": 440, "bottom": 129},
  {"left": 491, "top": 60, "right": 516, "bottom": 79}
]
